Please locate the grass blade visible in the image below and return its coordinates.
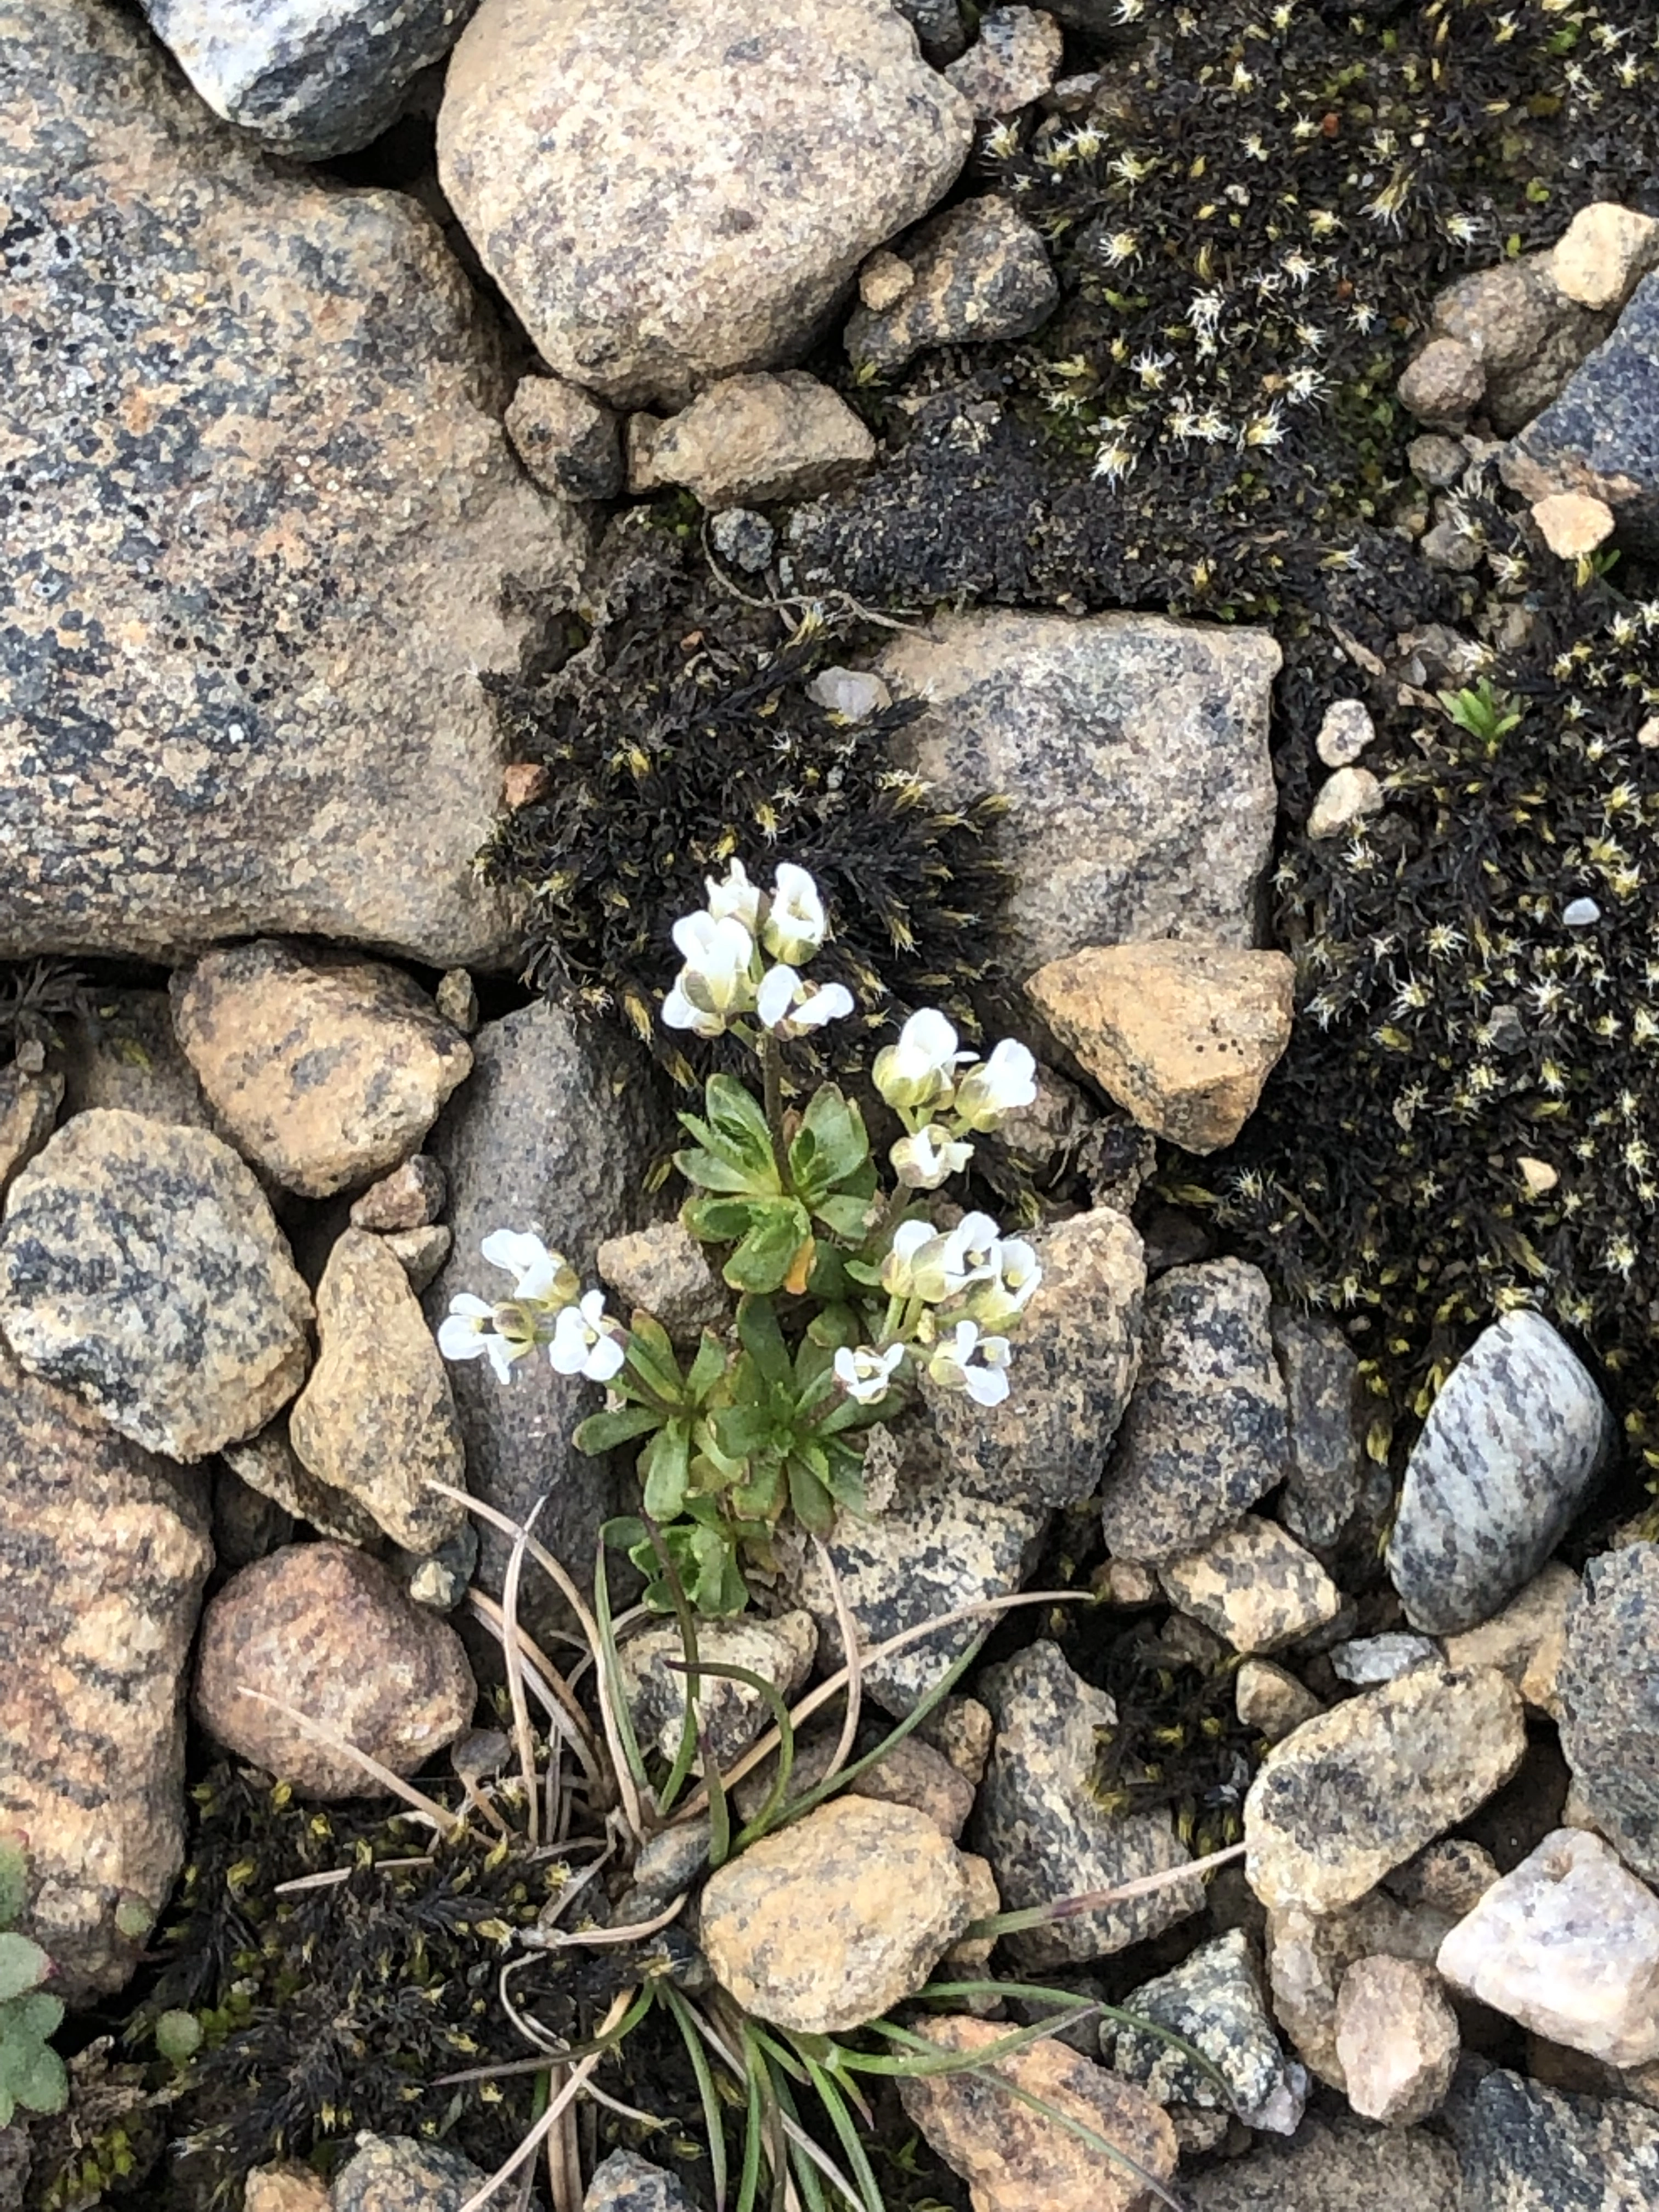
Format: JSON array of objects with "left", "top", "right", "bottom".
[
  {"left": 735, "top": 2027, "right": 768, "bottom": 2212},
  {"left": 787, "top": 2042, "right": 884, "bottom": 2212},
  {"left": 591, "top": 1539, "right": 650, "bottom": 1838},
  {"left": 658, "top": 1985, "right": 729, "bottom": 2212}
]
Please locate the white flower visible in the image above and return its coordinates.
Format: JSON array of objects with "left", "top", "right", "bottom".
[
  {"left": 872, "top": 1008, "right": 974, "bottom": 1114},
  {"left": 884, "top": 1210, "right": 1002, "bottom": 1302},
  {"left": 663, "top": 912, "right": 757, "bottom": 1035},
  {"left": 480, "top": 1229, "right": 577, "bottom": 1308},
  {"left": 755, "top": 963, "right": 855, "bottom": 1035},
  {"left": 833, "top": 1343, "right": 905, "bottom": 1405},
  {"left": 890, "top": 1125, "right": 975, "bottom": 1189},
  {"left": 548, "top": 1290, "right": 625, "bottom": 1383},
  {"left": 968, "top": 1237, "right": 1043, "bottom": 1329},
  {"left": 927, "top": 1319, "right": 1012, "bottom": 1408},
  {"left": 880, "top": 1217, "right": 936, "bottom": 1297},
  {"left": 953, "top": 1039, "right": 1039, "bottom": 1131},
  {"left": 706, "top": 857, "right": 762, "bottom": 930},
  {"left": 761, "top": 862, "right": 828, "bottom": 966},
  {"left": 438, "top": 1294, "right": 519, "bottom": 1384}
]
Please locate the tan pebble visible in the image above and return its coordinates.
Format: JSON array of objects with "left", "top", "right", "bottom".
[
  {"left": 1517, "top": 1155, "right": 1559, "bottom": 1198},
  {"left": 859, "top": 249, "right": 915, "bottom": 312},
  {"left": 501, "top": 761, "right": 549, "bottom": 809},
  {"left": 1335, "top": 1954, "right": 1460, "bottom": 2124},
  {"left": 1531, "top": 490, "right": 1615, "bottom": 558},
  {"left": 1308, "top": 765, "right": 1385, "bottom": 840},
  {"left": 1548, "top": 201, "right": 1659, "bottom": 312}
]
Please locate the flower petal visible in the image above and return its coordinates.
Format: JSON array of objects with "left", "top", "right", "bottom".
[
  {"left": 584, "top": 1333, "right": 627, "bottom": 1384},
  {"left": 437, "top": 1314, "right": 489, "bottom": 1360},
  {"left": 482, "top": 1228, "right": 551, "bottom": 1282},
  {"left": 757, "top": 963, "right": 799, "bottom": 1030}
]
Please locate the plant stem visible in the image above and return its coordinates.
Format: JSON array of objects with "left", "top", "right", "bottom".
[{"left": 761, "top": 1031, "right": 789, "bottom": 1187}]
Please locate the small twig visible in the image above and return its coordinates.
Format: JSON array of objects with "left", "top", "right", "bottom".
[
  {"left": 234, "top": 1688, "right": 462, "bottom": 1833},
  {"left": 966, "top": 1842, "right": 1246, "bottom": 1940},
  {"left": 455, "top": 1988, "right": 639, "bottom": 2212},
  {"left": 814, "top": 1540, "right": 862, "bottom": 1796},
  {"left": 502, "top": 1497, "right": 548, "bottom": 1848},
  {"left": 521, "top": 1890, "right": 687, "bottom": 1951},
  {"left": 271, "top": 1855, "right": 433, "bottom": 1897},
  {"left": 466, "top": 1583, "right": 604, "bottom": 1780}
]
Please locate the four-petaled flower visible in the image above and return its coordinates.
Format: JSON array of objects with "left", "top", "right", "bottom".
[
  {"left": 706, "top": 857, "right": 762, "bottom": 930},
  {"left": 663, "top": 912, "right": 757, "bottom": 1036},
  {"left": 481, "top": 1228, "right": 578, "bottom": 1309},
  {"left": 834, "top": 1343, "right": 905, "bottom": 1405},
  {"left": 927, "top": 1319, "right": 1012, "bottom": 1407},
  {"left": 761, "top": 862, "right": 828, "bottom": 966},
  {"left": 437, "top": 1293, "right": 521, "bottom": 1383},
  {"left": 549, "top": 1290, "right": 625, "bottom": 1383},
  {"left": 872, "top": 1007, "right": 974, "bottom": 1114},
  {"left": 890, "top": 1125, "right": 975, "bottom": 1189},
  {"left": 968, "top": 1236, "right": 1043, "bottom": 1330},
  {"left": 953, "top": 1040, "right": 1039, "bottom": 1131},
  {"left": 755, "top": 963, "right": 855, "bottom": 1036}
]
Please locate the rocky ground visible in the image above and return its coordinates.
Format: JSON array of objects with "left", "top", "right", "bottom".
[{"left": 5, "top": 3, "right": 1659, "bottom": 2210}]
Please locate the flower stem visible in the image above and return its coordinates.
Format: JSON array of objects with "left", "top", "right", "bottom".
[{"left": 761, "top": 1030, "right": 789, "bottom": 1188}]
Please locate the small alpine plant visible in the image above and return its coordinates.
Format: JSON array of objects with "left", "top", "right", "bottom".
[{"left": 439, "top": 859, "right": 1040, "bottom": 1613}]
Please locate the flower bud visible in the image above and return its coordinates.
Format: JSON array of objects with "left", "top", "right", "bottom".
[{"left": 952, "top": 1039, "right": 1039, "bottom": 1132}]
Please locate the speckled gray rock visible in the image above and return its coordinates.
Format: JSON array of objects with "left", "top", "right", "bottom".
[
  {"left": 1556, "top": 1543, "right": 1659, "bottom": 1880},
  {"left": 923, "top": 1207, "right": 1144, "bottom": 1509},
  {"left": 289, "top": 1231, "right": 466, "bottom": 1554},
  {"left": 1270, "top": 1308, "right": 1375, "bottom": 1556},
  {"left": 878, "top": 612, "right": 1279, "bottom": 979},
  {"left": 784, "top": 1417, "right": 1049, "bottom": 1714},
  {"left": 1184, "top": 2112, "right": 1460, "bottom": 2212},
  {"left": 1443, "top": 2068, "right": 1659, "bottom": 2212},
  {"left": 1110, "top": 1930, "right": 1306, "bottom": 2134},
  {"left": 597, "top": 1220, "right": 726, "bottom": 1343},
  {"left": 619, "top": 1610, "right": 816, "bottom": 1768},
  {"left": 1158, "top": 1517, "right": 1341, "bottom": 1655},
  {"left": 583, "top": 2149, "right": 696, "bottom": 2212},
  {"left": 1244, "top": 1663, "right": 1527, "bottom": 1913},
  {"left": 1329, "top": 1631, "right": 1441, "bottom": 1685},
  {"left": 437, "top": 0, "right": 972, "bottom": 407},
  {"left": 1099, "top": 1260, "right": 1290, "bottom": 1566},
  {"left": 0, "top": 1110, "right": 312, "bottom": 1462},
  {"left": 504, "top": 375, "right": 624, "bottom": 501},
  {"left": 140, "top": 0, "right": 477, "bottom": 160},
  {"left": 331, "top": 2134, "right": 489, "bottom": 2212},
  {"left": 1385, "top": 1311, "right": 1613, "bottom": 1636},
  {"left": 424, "top": 1002, "right": 672, "bottom": 1644},
  {"left": 171, "top": 941, "right": 473, "bottom": 1200},
  {"left": 195, "top": 1543, "right": 475, "bottom": 1800},
  {"left": 944, "top": 7, "right": 1063, "bottom": 115},
  {"left": 1505, "top": 272, "right": 1659, "bottom": 550},
  {"left": 0, "top": 1351, "right": 212, "bottom": 2001},
  {"left": 0, "top": 1066, "right": 59, "bottom": 1203},
  {"left": 0, "top": 0, "right": 580, "bottom": 970},
  {"left": 222, "top": 1417, "right": 384, "bottom": 1549},
  {"left": 847, "top": 195, "right": 1058, "bottom": 374},
  {"left": 971, "top": 1640, "right": 1202, "bottom": 1970}
]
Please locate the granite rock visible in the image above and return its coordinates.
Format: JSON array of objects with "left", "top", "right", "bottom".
[
  {"left": 971, "top": 1640, "right": 1202, "bottom": 1971},
  {"left": 139, "top": 0, "right": 477, "bottom": 160},
  {"left": 1270, "top": 1308, "right": 1373, "bottom": 1556},
  {"left": 1328, "top": 1631, "right": 1440, "bottom": 1686},
  {"left": 1385, "top": 1837, "right": 1502, "bottom": 1917},
  {"left": 1235, "top": 1658, "right": 1323, "bottom": 1743},
  {"left": 1026, "top": 940, "right": 1294, "bottom": 1155},
  {"left": 1385, "top": 1310, "right": 1612, "bottom": 1636},
  {"left": 699, "top": 1796, "right": 972, "bottom": 2034},
  {"left": 1556, "top": 1544, "right": 1659, "bottom": 1879},
  {"left": 1244, "top": 1663, "right": 1527, "bottom": 1913},
  {"left": 424, "top": 1002, "right": 672, "bottom": 1646},
  {"left": 349, "top": 1157, "right": 447, "bottom": 1234},
  {"left": 1307, "top": 765, "right": 1385, "bottom": 839},
  {"left": 1398, "top": 336, "right": 1487, "bottom": 428},
  {"left": 1158, "top": 1517, "right": 1341, "bottom": 1656},
  {"left": 785, "top": 1416, "right": 1049, "bottom": 1713},
  {"left": 845, "top": 195, "right": 1058, "bottom": 375},
  {"left": 243, "top": 2165, "right": 329, "bottom": 2212},
  {"left": 331, "top": 2135, "right": 490, "bottom": 2212},
  {"left": 618, "top": 1609, "right": 816, "bottom": 1769},
  {"left": 289, "top": 1229, "right": 467, "bottom": 1554},
  {"left": 734, "top": 1726, "right": 975, "bottom": 1842},
  {"left": 195, "top": 1542, "right": 475, "bottom": 1799},
  {"left": 1427, "top": 252, "right": 1613, "bottom": 433},
  {"left": 504, "top": 375, "right": 624, "bottom": 502},
  {"left": 943, "top": 7, "right": 1063, "bottom": 116},
  {"left": 1183, "top": 2111, "right": 1459, "bottom": 2212},
  {"left": 171, "top": 941, "right": 472, "bottom": 1199},
  {"left": 648, "top": 373, "right": 876, "bottom": 507},
  {"left": 1504, "top": 272, "right": 1659, "bottom": 551},
  {"left": 0, "top": 0, "right": 582, "bottom": 969},
  {"left": 0, "top": 1352, "right": 212, "bottom": 2000},
  {"left": 1098, "top": 1259, "right": 1290, "bottom": 1566},
  {"left": 1531, "top": 490, "right": 1616, "bottom": 558},
  {"left": 222, "top": 1417, "right": 385, "bottom": 1549},
  {"left": 583, "top": 2151, "right": 695, "bottom": 2212},
  {"left": 1334, "top": 1955, "right": 1459, "bottom": 2124},
  {"left": 1443, "top": 1560, "right": 1579, "bottom": 1718},
  {"left": 382, "top": 1224, "right": 452, "bottom": 1293},
  {"left": 437, "top": 0, "right": 972, "bottom": 407},
  {"left": 877, "top": 613, "right": 1279, "bottom": 978},
  {"left": 597, "top": 1221, "right": 727, "bottom": 1344},
  {"left": 1548, "top": 202, "right": 1659, "bottom": 314},
  {"left": 59, "top": 991, "right": 211, "bottom": 1129},
  {"left": 899, "top": 2015, "right": 1178, "bottom": 2212},
  {"left": 0, "top": 1109, "right": 312, "bottom": 1462},
  {"left": 1111, "top": 1930, "right": 1306, "bottom": 2133},
  {"left": 1444, "top": 2068, "right": 1659, "bottom": 2212},
  {"left": 1314, "top": 698, "right": 1375, "bottom": 768},
  {"left": 922, "top": 1207, "right": 1145, "bottom": 1510},
  {"left": 0, "top": 1066, "right": 60, "bottom": 1201},
  {"left": 1265, "top": 1891, "right": 1458, "bottom": 2089},
  {"left": 1437, "top": 1828, "right": 1659, "bottom": 2068}
]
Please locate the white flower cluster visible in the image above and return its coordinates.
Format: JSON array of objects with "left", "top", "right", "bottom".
[
  {"left": 438, "top": 1231, "right": 623, "bottom": 1385},
  {"left": 663, "top": 859, "right": 854, "bottom": 1040},
  {"left": 831, "top": 1209, "right": 1042, "bottom": 1411},
  {"left": 873, "top": 1007, "right": 1037, "bottom": 1190}
]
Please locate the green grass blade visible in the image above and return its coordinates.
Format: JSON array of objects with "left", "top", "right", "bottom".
[
  {"left": 592, "top": 1540, "right": 651, "bottom": 1801},
  {"left": 658, "top": 1985, "right": 728, "bottom": 2212},
  {"left": 645, "top": 1517, "right": 706, "bottom": 1820},
  {"left": 735, "top": 2028, "right": 767, "bottom": 2212},
  {"left": 763, "top": 1630, "right": 988, "bottom": 1831},
  {"left": 788, "top": 2041, "right": 886, "bottom": 2212}
]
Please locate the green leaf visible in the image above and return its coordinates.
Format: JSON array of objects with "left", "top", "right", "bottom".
[
  {"left": 787, "top": 1084, "right": 869, "bottom": 1200},
  {"left": 812, "top": 1192, "right": 877, "bottom": 1241},
  {"left": 681, "top": 1193, "right": 768, "bottom": 1246},
  {"left": 704, "top": 1075, "right": 780, "bottom": 1177},
  {"left": 684, "top": 1330, "right": 729, "bottom": 1402},
  {"left": 602, "top": 1515, "right": 650, "bottom": 1554},
  {"left": 0, "top": 1934, "right": 49, "bottom": 2002},
  {"left": 787, "top": 1459, "right": 836, "bottom": 1536},
  {"left": 712, "top": 1400, "right": 779, "bottom": 1461},
  {"left": 804, "top": 1240, "right": 851, "bottom": 1299},
  {"left": 573, "top": 1403, "right": 666, "bottom": 1456},
  {"left": 0, "top": 1838, "right": 26, "bottom": 1931},
  {"left": 723, "top": 1200, "right": 812, "bottom": 1294},
  {"left": 673, "top": 1144, "right": 769, "bottom": 1196},
  {"left": 736, "top": 1295, "right": 793, "bottom": 1390},
  {"left": 642, "top": 1424, "right": 692, "bottom": 1519},
  {"left": 731, "top": 1460, "right": 786, "bottom": 1522}
]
